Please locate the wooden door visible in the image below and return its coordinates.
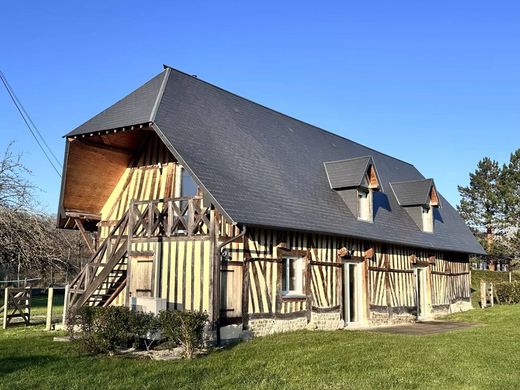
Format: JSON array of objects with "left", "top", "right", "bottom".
[
  {"left": 129, "top": 256, "right": 154, "bottom": 298},
  {"left": 220, "top": 262, "right": 243, "bottom": 325}
]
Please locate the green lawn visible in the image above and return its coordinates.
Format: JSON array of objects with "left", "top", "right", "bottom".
[{"left": 1, "top": 303, "right": 520, "bottom": 389}]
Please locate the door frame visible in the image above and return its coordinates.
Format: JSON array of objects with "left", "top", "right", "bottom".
[
  {"left": 342, "top": 260, "right": 366, "bottom": 326},
  {"left": 414, "top": 265, "right": 431, "bottom": 321}
]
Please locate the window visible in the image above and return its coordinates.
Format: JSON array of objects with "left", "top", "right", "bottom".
[
  {"left": 422, "top": 205, "right": 433, "bottom": 232},
  {"left": 282, "top": 257, "right": 303, "bottom": 296},
  {"left": 180, "top": 167, "right": 198, "bottom": 197},
  {"left": 357, "top": 190, "right": 371, "bottom": 221}
]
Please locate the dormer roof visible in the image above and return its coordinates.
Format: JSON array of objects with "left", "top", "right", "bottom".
[
  {"left": 389, "top": 179, "right": 441, "bottom": 207},
  {"left": 323, "top": 156, "right": 381, "bottom": 191}
]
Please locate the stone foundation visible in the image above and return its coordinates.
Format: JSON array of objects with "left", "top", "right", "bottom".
[
  {"left": 432, "top": 299, "right": 473, "bottom": 317},
  {"left": 307, "top": 311, "right": 343, "bottom": 330},
  {"left": 369, "top": 306, "right": 416, "bottom": 326},
  {"left": 248, "top": 316, "right": 307, "bottom": 337}
]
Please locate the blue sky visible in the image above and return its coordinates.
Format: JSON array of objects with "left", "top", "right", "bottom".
[{"left": 1, "top": 1, "right": 519, "bottom": 213}]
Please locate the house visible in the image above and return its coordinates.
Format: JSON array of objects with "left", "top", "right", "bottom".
[{"left": 58, "top": 65, "right": 485, "bottom": 341}]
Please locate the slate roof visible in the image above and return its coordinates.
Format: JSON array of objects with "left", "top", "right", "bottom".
[
  {"left": 324, "top": 156, "right": 376, "bottom": 190},
  {"left": 65, "top": 66, "right": 485, "bottom": 255},
  {"left": 390, "top": 179, "right": 437, "bottom": 207}
]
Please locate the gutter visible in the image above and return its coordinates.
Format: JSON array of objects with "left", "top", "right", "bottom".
[{"left": 214, "top": 225, "right": 247, "bottom": 344}]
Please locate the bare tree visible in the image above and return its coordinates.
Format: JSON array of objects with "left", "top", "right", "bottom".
[
  {"left": 0, "top": 142, "right": 90, "bottom": 284},
  {"left": 0, "top": 142, "right": 35, "bottom": 209}
]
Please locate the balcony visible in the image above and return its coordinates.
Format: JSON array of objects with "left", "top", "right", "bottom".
[{"left": 129, "top": 197, "right": 211, "bottom": 239}]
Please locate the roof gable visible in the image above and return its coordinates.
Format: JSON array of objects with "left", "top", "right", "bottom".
[
  {"left": 67, "top": 70, "right": 168, "bottom": 137},
  {"left": 390, "top": 179, "right": 440, "bottom": 207},
  {"left": 324, "top": 156, "right": 381, "bottom": 190}
]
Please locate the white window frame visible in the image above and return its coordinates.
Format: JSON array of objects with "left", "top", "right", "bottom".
[
  {"left": 357, "top": 189, "right": 372, "bottom": 222},
  {"left": 422, "top": 204, "right": 433, "bottom": 233},
  {"left": 281, "top": 257, "right": 304, "bottom": 296}
]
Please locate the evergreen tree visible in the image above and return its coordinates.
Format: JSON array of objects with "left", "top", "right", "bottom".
[
  {"left": 501, "top": 149, "right": 520, "bottom": 262},
  {"left": 457, "top": 157, "right": 506, "bottom": 257}
]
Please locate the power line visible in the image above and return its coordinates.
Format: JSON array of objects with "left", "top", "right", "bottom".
[
  {"left": 0, "top": 70, "right": 62, "bottom": 177},
  {"left": 1, "top": 71, "right": 62, "bottom": 167}
]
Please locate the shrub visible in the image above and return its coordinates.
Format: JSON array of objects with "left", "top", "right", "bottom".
[
  {"left": 130, "top": 311, "right": 160, "bottom": 351},
  {"left": 495, "top": 281, "right": 520, "bottom": 304},
  {"left": 68, "top": 306, "right": 133, "bottom": 354},
  {"left": 158, "top": 310, "right": 208, "bottom": 359}
]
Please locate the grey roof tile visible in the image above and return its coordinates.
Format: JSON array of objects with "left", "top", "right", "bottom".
[
  {"left": 324, "top": 156, "right": 371, "bottom": 189},
  {"left": 390, "top": 179, "right": 435, "bottom": 206}
]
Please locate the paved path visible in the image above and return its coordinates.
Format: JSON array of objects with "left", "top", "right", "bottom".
[{"left": 368, "top": 321, "right": 478, "bottom": 335}]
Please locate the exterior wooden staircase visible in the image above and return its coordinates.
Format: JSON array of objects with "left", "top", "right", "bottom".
[{"left": 68, "top": 211, "right": 130, "bottom": 309}]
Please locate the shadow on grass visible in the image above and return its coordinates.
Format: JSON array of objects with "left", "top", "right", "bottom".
[{"left": 0, "top": 355, "right": 64, "bottom": 375}]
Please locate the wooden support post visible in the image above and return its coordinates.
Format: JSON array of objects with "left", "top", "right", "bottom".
[
  {"left": 62, "top": 284, "right": 70, "bottom": 326},
  {"left": 74, "top": 218, "right": 95, "bottom": 255},
  {"left": 489, "top": 283, "right": 494, "bottom": 307},
  {"left": 46, "top": 287, "right": 54, "bottom": 331},
  {"left": 3, "top": 287, "right": 8, "bottom": 330}
]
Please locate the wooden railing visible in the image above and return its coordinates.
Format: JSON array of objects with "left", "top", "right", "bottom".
[
  {"left": 130, "top": 197, "right": 211, "bottom": 238},
  {"left": 69, "top": 210, "right": 130, "bottom": 308}
]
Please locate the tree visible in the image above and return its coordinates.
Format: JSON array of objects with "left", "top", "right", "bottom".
[
  {"left": 501, "top": 149, "right": 520, "bottom": 263},
  {"left": 0, "top": 142, "right": 90, "bottom": 284},
  {"left": 0, "top": 142, "right": 34, "bottom": 209},
  {"left": 457, "top": 157, "right": 507, "bottom": 257}
]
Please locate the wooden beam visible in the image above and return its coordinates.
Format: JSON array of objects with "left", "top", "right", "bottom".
[
  {"left": 75, "top": 139, "right": 134, "bottom": 156},
  {"left": 74, "top": 218, "right": 95, "bottom": 255}
]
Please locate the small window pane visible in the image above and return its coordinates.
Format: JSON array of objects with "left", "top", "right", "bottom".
[{"left": 181, "top": 168, "right": 197, "bottom": 197}]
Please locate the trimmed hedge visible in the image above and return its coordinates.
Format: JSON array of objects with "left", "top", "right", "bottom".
[{"left": 495, "top": 281, "right": 520, "bottom": 305}]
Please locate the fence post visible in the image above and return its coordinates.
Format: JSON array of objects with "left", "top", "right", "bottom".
[
  {"left": 45, "top": 287, "right": 54, "bottom": 331},
  {"left": 2, "top": 287, "right": 8, "bottom": 329},
  {"left": 62, "top": 284, "right": 70, "bottom": 326},
  {"left": 489, "top": 283, "right": 494, "bottom": 307},
  {"left": 480, "top": 280, "right": 486, "bottom": 308}
]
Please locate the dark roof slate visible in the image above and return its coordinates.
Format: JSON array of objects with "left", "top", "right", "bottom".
[
  {"left": 324, "top": 156, "right": 372, "bottom": 190},
  {"left": 64, "top": 67, "right": 485, "bottom": 255},
  {"left": 66, "top": 70, "right": 167, "bottom": 137},
  {"left": 390, "top": 179, "right": 436, "bottom": 207}
]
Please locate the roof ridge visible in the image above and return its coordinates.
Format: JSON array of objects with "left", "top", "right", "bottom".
[
  {"left": 162, "top": 65, "right": 417, "bottom": 168},
  {"left": 324, "top": 155, "right": 372, "bottom": 165},
  {"left": 390, "top": 178, "right": 432, "bottom": 185},
  {"left": 149, "top": 68, "right": 171, "bottom": 122}
]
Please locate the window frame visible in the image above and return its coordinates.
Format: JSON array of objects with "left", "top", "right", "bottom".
[
  {"left": 281, "top": 256, "right": 304, "bottom": 297},
  {"left": 357, "top": 188, "right": 372, "bottom": 222},
  {"left": 421, "top": 204, "right": 434, "bottom": 233}
]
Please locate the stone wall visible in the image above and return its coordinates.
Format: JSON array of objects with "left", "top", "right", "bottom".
[
  {"left": 369, "top": 306, "right": 416, "bottom": 325},
  {"left": 307, "top": 311, "right": 343, "bottom": 330},
  {"left": 248, "top": 316, "right": 308, "bottom": 337}
]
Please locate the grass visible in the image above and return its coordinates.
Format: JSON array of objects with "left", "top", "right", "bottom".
[{"left": 1, "top": 304, "right": 520, "bottom": 389}]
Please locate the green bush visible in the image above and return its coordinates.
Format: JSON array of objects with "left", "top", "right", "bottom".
[
  {"left": 68, "top": 306, "right": 209, "bottom": 357},
  {"left": 130, "top": 311, "right": 160, "bottom": 351},
  {"left": 495, "top": 281, "right": 520, "bottom": 304},
  {"left": 158, "top": 310, "right": 208, "bottom": 359},
  {"left": 67, "top": 306, "right": 133, "bottom": 354}
]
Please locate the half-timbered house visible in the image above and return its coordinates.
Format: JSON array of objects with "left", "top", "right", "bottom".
[{"left": 58, "top": 66, "right": 485, "bottom": 341}]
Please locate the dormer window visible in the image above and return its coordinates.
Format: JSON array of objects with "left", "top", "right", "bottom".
[
  {"left": 422, "top": 205, "right": 433, "bottom": 233},
  {"left": 390, "top": 179, "right": 441, "bottom": 233},
  {"left": 323, "top": 156, "right": 381, "bottom": 223},
  {"left": 357, "top": 189, "right": 371, "bottom": 221}
]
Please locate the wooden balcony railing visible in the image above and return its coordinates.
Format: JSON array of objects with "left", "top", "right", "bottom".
[{"left": 130, "top": 197, "right": 211, "bottom": 239}]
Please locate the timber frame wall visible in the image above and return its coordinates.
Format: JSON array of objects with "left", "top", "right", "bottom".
[{"left": 89, "top": 134, "right": 471, "bottom": 334}]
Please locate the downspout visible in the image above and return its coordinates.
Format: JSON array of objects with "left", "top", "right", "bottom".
[{"left": 214, "top": 225, "right": 247, "bottom": 344}]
